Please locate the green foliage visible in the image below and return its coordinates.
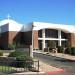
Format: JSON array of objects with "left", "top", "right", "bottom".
[
  {"left": 0, "top": 66, "right": 15, "bottom": 72},
  {"left": 57, "top": 46, "right": 64, "bottom": 53},
  {"left": 8, "top": 51, "right": 33, "bottom": 68},
  {"left": 65, "top": 47, "right": 71, "bottom": 54},
  {"left": 62, "top": 41, "right": 71, "bottom": 48},
  {"left": 65, "top": 47, "right": 75, "bottom": 55},
  {"left": 8, "top": 51, "right": 25, "bottom": 57},
  {"left": 0, "top": 51, "right": 3, "bottom": 56},
  {"left": 71, "top": 47, "right": 75, "bottom": 55},
  {"left": 48, "top": 40, "right": 56, "bottom": 49},
  {"left": 9, "top": 42, "right": 17, "bottom": 50},
  {"left": 16, "top": 55, "right": 33, "bottom": 68}
]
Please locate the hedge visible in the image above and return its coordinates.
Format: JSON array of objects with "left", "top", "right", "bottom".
[
  {"left": 0, "top": 51, "right": 3, "bottom": 56},
  {"left": 8, "top": 51, "right": 33, "bottom": 68}
]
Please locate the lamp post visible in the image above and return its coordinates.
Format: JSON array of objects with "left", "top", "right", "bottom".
[{"left": 30, "top": 25, "right": 34, "bottom": 58}]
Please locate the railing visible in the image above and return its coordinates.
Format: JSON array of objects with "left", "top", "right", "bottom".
[{"left": 0, "top": 60, "right": 39, "bottom": 74}]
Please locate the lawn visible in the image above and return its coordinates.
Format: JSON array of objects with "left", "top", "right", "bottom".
[{"left": 0, "top": 66, "right": 16, "bottom": 73}]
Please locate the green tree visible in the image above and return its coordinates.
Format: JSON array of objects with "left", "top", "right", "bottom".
[
  {"left": 8, "top": 42, "right": 17, "bottom": 50},
  {"left": 48, "top": 40, "right": 56, "bottom": 49}
]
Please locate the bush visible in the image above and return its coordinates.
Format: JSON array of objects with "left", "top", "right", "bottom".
[
  {"left": 16, "top": 55, "right": 33, "bottom": 68},
  {"left": 57, "top": 46, "right": 64, "bottom": 53},
  {"left": 49, "top": 48, "right": 53, "bottom": 52},
  {"left": 8, "top": 51, "right": 33, "bottom": 68},
  {"left": 71, "top": 47, "right": 75, "bottom": 55},
  {"left": 65, "top": 47, "right": 71, "bottom": 54},
  {"left": 48, "top": 40, "right": 56, "bottom": 49},
  {"left": 0, "top": 51, "right": 3, "bottom": 56},
  {"left": 8, "top": 51, "right": 27, "bottom": 57},
  {"left": 65, "top": 47, "right": 75, "bottom": 55}
]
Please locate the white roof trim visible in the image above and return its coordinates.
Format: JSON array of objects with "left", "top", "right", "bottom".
[{"left": 33, "top": 22, "right": 75, "bottom": 33}]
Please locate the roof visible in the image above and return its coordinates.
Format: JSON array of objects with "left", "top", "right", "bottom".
[
  {"left": 0, "top": 19, "right": 32, "bottom": 32},
  {"left": 0, "top": 19, "right": 22, "bottom": 26},
  {"left": 33, "top": 22, "right": 75, "bottom": 33}
]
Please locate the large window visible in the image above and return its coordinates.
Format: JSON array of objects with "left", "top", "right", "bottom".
[
  {"left": 61, "top": 31, "right": 67, "bottom": 39},
  {"left": 38, "top": 30, "right": 42, "bottom": 38},
  {"left": 38, "top": 40, "right": 42, "bottom": 50},
  {"left": 45, "top": 29, "right": 58, "bottom": 38}
]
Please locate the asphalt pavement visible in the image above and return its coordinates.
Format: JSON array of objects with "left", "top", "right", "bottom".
[{"left": 33, "top": 52, "right": 75, "bottom": 75}]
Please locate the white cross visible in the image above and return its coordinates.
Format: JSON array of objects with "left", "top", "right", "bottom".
[{"left": 7, "top": 14, "right": 11, "bottom": 20}]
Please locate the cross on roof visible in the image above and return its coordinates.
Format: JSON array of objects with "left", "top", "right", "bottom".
[{"left": 7, "top": 14, "right": 11, "bottom": 20}]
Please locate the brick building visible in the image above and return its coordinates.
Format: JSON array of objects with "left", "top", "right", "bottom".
[{"left": 0, "top": 18, "right": 75, "bottom": 51}]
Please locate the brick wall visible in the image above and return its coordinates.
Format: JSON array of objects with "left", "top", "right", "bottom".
[
  {"left": 33, "top": 30, "right": 38, "bottom": 49},
  {"left": 67, "top": 33, "right": 75, "bottom": 47}
]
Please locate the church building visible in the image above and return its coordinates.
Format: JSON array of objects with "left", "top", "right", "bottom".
[{"left": 0, "top": 18, "right": 75, "bottom": 51}]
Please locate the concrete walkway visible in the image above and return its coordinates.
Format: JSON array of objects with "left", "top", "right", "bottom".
[
  {"left": 33, "top": 50, "right": 75, "bottom": 61},
  {"left": 38, "top": 60, "right": 64, "bottom": 73}
]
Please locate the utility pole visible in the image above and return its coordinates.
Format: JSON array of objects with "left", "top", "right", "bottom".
[{"left": 30, "top": 25, "right": 34, "bottom": 58}]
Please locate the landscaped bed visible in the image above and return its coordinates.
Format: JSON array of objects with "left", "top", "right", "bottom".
[{"left": 0, "top": 66, "right": 16, "bottom": 73}]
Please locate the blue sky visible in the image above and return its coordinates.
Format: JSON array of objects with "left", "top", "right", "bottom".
[{"left": 0, "top": 0, "right": 75, "bottom": 25}]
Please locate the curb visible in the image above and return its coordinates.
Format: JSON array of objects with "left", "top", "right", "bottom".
[
  {"left": 10, "top": 69, "right": 64, "bottom": 75},
  {"left": 11, "top": 71, "right": 45, "bottom": 75},
  {"left": 9, "top": 70, "right": 65, "bottom": 75},
  {"left": 47, "top": 69, "right": 65, "bottom": 74}
]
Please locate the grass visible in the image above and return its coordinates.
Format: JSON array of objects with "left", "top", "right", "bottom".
[{"left": 0, "top": 66, "right": 15, "bottom": 72}]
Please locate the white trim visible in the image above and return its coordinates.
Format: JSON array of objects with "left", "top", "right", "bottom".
[
  {"left": 33, "top": 22, "right": 75, "bottom": 33},
  {"left": 38, "top": 38, "right": 67, "bottom": 41},
  {"left": 42, "top": 29, "right": 45, "bottom": 51},
  {"left": 58, "top": 30, "right": 62, "bottom": 46}
]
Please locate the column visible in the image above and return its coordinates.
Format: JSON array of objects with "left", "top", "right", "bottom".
[
  {"left": 58, "top": 30, "right": 62, "bottom": 46},
  {"left": 31, "top": 29, "right": 33, "bottom": 58},
  {"left": 42, "top": 29, "right": 45, "bottom": 51}
]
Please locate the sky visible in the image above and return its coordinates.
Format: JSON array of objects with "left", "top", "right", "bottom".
[{"left": 0, "top": 0, "right": 75, "bottom": 25}]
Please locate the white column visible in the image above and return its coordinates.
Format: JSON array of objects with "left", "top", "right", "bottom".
[
  {"left": 42, "top": 29, "right": 45, "bottom": 51},
  {"left": 30, "top": 45, "right": 33, "bottom": 58},
  {"left": 31, "top": 28, "right": 33, "bottom": 58},
  {"left": 58, "top": 30, "right": 62, "bottom": 46}
]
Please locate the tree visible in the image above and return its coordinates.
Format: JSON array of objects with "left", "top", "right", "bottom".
[{"left": 48, "top": 40, "right": 56, "bottom": 49}]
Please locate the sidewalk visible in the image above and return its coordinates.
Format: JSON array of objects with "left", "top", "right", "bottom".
[
  {"left": 49, "top": 53, "right": 75, "bottom": 61},
  {"left": 38, "top": 60, "right": 64, "bottom": 74},
  {"left": 13, "top": 60, "right": 64, "bottom": 75},
  {"left": 33, "top": 50, "right": 75, "bottom": 61}
]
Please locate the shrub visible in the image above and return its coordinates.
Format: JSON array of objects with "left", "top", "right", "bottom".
[
  {"left": 65, "top": 47, "right": 75, "bottom": 55},
  {"left": 16, "top": 55, "right": 33, "bottom": 68},
  {"left": 65, "top": 47, "right": 71, "bottom": 54},
  {"left": 48, "top": 40, "right": 56, "bottom": 49},
  {"left": 57, "top": 46, "right": 64, "bottom": 53},
  {"left": 8, "top": 51, "right": 26, "bottom": 57},
  {"left": 49, "top": 48, "right": 53, "bottom": 52},
  {"left": 8, "top": 51, "right": 33, "bottom": 68},
  {"left": 0, "top": 51, "right": 3, "bottom": 56},
  {"left": 71, "top": 47, "right": 75, "bottom": 55},
  {"left": 8, "top": 43, "right": 17, "bottom": 50}
]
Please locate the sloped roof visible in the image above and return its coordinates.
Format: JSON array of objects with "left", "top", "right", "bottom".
[
  {"left": 0, "top": 19, "right": 32, "bottom": 32},
  {"left": 33, "top": 22, "right": 75, "bottom": 33},
  {"left": 0, "top": 19, "right": 22, "bottom": 26}
]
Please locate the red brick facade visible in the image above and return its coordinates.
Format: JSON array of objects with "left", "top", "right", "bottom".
[
  {"left": 70, "top": 33, "right": 75, "bottom": 47},
  {"left": 65, "top": 33, "right": 75, "bottom": 47},
  {"left": 33, "top": 30, "right": 38, "bottom": 49},
  {"left": 0, "top": 31, "right": 32, "bottom": 49},
  {"left": 0, "top": 30, "right": 75, "bottom": 50}
]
